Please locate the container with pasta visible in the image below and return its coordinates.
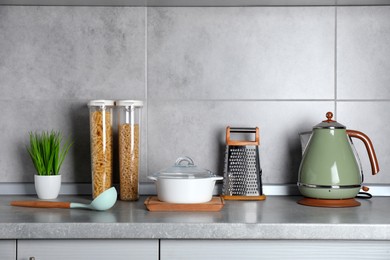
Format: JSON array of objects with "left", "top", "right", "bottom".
[
  {"left": 116, "top": 100, "right": 143, "bottom": 201},
  {"left": 88, "top": 100, "right": 114, "bottom": 199}
]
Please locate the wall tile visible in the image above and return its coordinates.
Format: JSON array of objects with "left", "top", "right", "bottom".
[
  {"left": 337, "top": 101, "right": 390, "bottom": 184},
  {"left": 0, "top": 6, "right": 146, "bottom": 185},
  {"left": 0, "top": 98, "right": 148, "bottom": 185},
  {"left": 0, "top": 99, "right": 90, "bottom": 182},
  {"left": 148, "top": 7, "right": 335, "bottom": 100},
  {"left": 147, "top": 100, "right": 334, "bottom": 184},
  {"left": 0, "top": 6, "right": 146, "bottom": 101},
  {"left": 337, "top": 6, "right": 390, "bottom": 99}
]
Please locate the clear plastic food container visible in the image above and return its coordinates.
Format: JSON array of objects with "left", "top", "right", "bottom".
[
  {"left": 88, "top": 100, "right": 114, "bottom": 198},
  {"left": 116, "top": 100, "right": 143, "bottom": 201}
]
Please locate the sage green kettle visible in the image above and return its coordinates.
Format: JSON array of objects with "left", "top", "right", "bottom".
[{"left": 298, "top": 112, "right": 379, "bottom": 202}]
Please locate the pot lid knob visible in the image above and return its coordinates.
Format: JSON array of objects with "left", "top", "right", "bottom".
[{"left": 174, "top": 156, "right": 195, "bottom": 167}]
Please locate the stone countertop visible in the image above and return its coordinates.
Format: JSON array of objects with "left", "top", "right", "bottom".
[{"left": 1, "top": 195, "right": 390, "bottom": 240}]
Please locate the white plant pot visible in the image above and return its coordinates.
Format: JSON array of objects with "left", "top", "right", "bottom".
[{"left": 34, "top": 175, "right": 61, "bottom": 200}]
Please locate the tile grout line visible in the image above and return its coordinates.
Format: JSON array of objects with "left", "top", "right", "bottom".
[
  {"left": 334, "top": 6, "right": 338, "bottom": 118},
  {"left": 145, "top": 99, "right": 390, "bottom": 102},
  {"left": 145, "top": 6, "right": 149, "bottom": 176}
]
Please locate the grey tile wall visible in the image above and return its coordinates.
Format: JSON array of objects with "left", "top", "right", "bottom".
[
  {"left": 0, "top": 6, "right": 146, "bottom": 182},
  {"left": 337, "top": 6, "right": 390, "bottom": 184},
  {"left": 147, "top": 7, "right": 336, "bottom": 184},
  {"left": 0, "top": 6, "right": 146, "bottom": 101},
  {"left": 338, "top": 102, "right": 390, "bottom": 184},
  {"left": 0, "top": 5, "right": 389, "bottom": 189},
  {"left": 148, "top": 7, "right": 335, "bottom": 100},
  {"left": 148, "top": 100, "right": 334, "bottom": 184},
  {"left": 337, "top": 6, "right": 390, "bottom": 100}
]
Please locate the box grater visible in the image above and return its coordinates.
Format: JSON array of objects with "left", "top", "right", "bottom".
[{"left": 222, "top": 127, "right": 266, "bottom": 201}]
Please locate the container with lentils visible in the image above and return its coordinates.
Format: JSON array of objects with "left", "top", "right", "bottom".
[
  {"left": 88, "top": 100, "right": 114, "bottom": 199},
  {"left": 116, "top": 100, "right": 143, "bottom": 201}
]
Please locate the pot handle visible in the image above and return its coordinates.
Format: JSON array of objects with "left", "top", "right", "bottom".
[
  {"left": 175, "top": 156, "right": 195, "bottom": 166},
  {"left": 346, "top": 130, "right": 380, "bottom": 175}
]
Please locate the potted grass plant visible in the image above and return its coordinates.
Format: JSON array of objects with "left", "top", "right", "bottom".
[{"left": 27, "top": 131, "right": 73, "bottom": 199}]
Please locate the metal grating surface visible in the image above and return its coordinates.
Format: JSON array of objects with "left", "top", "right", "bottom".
[{"left": 223, "top": 145, "right": 262, "bottom": 196}]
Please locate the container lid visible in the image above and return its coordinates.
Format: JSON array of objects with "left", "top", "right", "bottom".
[
  {"left": 88, "top": 100, "right": 115, "bottom": 107},
  {"left": 115, "top": 100, "right": 144, "bottom": 107},
  {"left": 313, "top": 112, "right": 346, "bottom": 129},
  {"left": 150, "top": 156, "right": 218, "bottom": 179}
]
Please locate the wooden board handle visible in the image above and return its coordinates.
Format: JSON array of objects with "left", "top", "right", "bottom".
[{"left": 10, "top": 201, "right": 71, "bottom": 208}]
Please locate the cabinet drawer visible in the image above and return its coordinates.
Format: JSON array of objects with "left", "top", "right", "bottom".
[
  {"left": 18, "top": 239, "right": 158, "bottom": 260},
  {"left": 161, "top": 240, "right": 390, "bottom": 260},
  {"left": 0, "top": 240, "right": 16, "bottom": 260}
]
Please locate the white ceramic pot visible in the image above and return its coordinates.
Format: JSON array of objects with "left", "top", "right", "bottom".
[
  {"left": 34, "top": 175, "right": 61, "bottom": 200},
  {"left": 148, "top": 157, "right": 223, "bottom": 204},
  {"left": 149, "top": 176, "right": 222, "bottom": 204}
]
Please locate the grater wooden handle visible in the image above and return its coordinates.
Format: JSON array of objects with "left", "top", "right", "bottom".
[{"left": 226, "top": 127, "right": 260, "bottom": 146}]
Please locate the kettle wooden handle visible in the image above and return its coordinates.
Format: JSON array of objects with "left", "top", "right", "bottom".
[{"left": 346, "top": 130, "right": 380, "bottom": 175}]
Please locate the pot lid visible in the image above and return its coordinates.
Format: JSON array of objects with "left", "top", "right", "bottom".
[
  {"left": 314, "top": 112, "right": 346, "bottom": 129},
  {"left": 150, "top": 156, "right": 218, "bottom": 179}
]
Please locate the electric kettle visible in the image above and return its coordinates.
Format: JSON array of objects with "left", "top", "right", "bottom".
[{"left": 297, "top": 112, "right": 379, "bottom": 207}]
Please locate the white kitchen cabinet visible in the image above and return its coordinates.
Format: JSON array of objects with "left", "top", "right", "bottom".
[
  {"left": 0, "top": 240, "right": 16, "bottom": 260},
  {"left": 17, "top": 240, "right": 158, "bottom": 260},
  {"left": 160, "top": 240, "right": 390, "bottom": 260}
]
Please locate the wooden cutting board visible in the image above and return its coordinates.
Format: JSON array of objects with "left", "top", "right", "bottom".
[{"left": 144, "top": 196, "right": 225, "bottom": 212}]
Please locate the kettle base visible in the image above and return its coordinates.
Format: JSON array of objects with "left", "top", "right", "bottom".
[{"left": 297, "top": 197, "right": 361, "bottom": 208}]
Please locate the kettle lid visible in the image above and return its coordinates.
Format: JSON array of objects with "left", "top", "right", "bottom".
[{"left": 314, "top": 112, "right": 346, "bottom": 129}]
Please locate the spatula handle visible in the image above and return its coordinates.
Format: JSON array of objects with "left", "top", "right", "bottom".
[{"left": 10, "top": 201, "right": 71, "bottom": 208}]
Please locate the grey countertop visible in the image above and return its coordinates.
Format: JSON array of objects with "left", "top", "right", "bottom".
[
  {"left": 1, "top": 0, "right": 390, "bottom": 6},
  {"left": 1, "top": 195, "right": 390, "bottom": 240}
]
